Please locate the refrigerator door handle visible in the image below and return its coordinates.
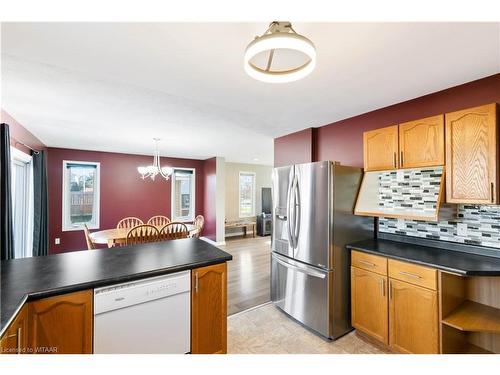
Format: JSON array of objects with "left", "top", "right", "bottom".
[
  {"left": 273, "top": 254, "right": 326, "bottom": 279},
  {"left": 286, "top": 174, "right": 295, "bottom": 248},
  {"left": 293, "top": 175, "right": 301, "bottom": 247}
]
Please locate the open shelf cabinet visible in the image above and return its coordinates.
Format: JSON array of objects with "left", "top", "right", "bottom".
[{"left": 439, "top": 271, "right": 500, "bottom": 354}]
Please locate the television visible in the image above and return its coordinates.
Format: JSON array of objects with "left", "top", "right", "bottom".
[{"left": 261, "top": 187, "right": 272, "bottom": 214}]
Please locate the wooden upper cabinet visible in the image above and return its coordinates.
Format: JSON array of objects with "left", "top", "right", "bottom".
[
  {"left": 363, "top": 125, "right": 399, "bottom": 171},
  {"left": 191, "top": 262, "right": 227, "bottom": 354},
  {"left": 351, "top": 267, "right": 389, "bottom": 345},
  {"left": 399, "top": 114, "right": 445, "bottom": 168},
  {"left": 446, "top": 103, "right": 498, "bottom": 204},
  {"left": 389, "top": 279, "right": 439, "bottom": 354},
  {"left": 0, "top": 305, "right": 29, "bottom": 354},
  {"left": 28, "top": 290, "right": 93, "bottom": 354}
]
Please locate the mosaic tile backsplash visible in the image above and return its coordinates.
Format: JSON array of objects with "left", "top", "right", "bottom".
[
  {"left": 377, "top": 167, "right": 500, "bottom": 250},
  {"left": 378, "top": 167, "right": 442, "bottom": 212}
]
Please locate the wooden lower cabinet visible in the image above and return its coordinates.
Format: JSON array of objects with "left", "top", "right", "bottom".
[
  {"left": 28, "top": 290, "right": 93, "bottom": 354},
  {"left": 191, "top": 262, "right": 227, "bottom": 354},
  {"left": 389, "top": 279, "right": 439, "bottom": 354},
  {"left": 0, "top": 305, "right": 29, "bottom": 354},
  {"left": 351, "top": 267, "right": 388, "bottom": 344}
]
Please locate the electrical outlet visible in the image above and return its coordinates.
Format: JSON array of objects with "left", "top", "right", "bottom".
[
  {"left": 457, "top": 223, "right": 467, "bottom": 237},
  {"left": 55, "top": 238, "right": 60, "bottom": 245},
  {"left": 396, "top": 170, "right": 404, "bottom": 182},
  {"left": 397, "top": 219, "right": 405, "bottom": 230}
]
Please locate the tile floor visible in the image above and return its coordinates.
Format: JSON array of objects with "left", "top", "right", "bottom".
[{"left": 228, "top": 303, "right": 390, "bottom": 354}]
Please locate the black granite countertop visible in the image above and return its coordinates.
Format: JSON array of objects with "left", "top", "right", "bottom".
[
  {"left": 0, "top": 238, "right": 232, "bottom": 337},
  {"left": 346, "top": 238, "right": 500, "bottom": 276}
]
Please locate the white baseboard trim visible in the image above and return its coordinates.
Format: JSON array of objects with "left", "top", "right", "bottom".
[{"left": 200, "top": 236, "right": 226, "bottom": 247}]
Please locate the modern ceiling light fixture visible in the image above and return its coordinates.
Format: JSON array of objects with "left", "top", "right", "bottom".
[
  {"left": 244, "top": 21, "right": 316, "bottom": 83},
  {"left": 137, "top": 138, "right": 173, "bottom": 181}
]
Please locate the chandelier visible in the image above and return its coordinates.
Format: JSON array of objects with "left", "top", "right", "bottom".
[
  {"left": 137, "top": 138, "right": 173, "bottom": 181},
  {"left": 244, "top": 21, "right": 316, "bottom": 83}
]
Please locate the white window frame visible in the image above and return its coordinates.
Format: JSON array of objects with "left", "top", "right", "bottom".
[
  {"left": 11, "top": 147, "right": 34, "bottom": 258},
  {"left": 62, "top": 160, "right": 101, "bottom": 231},
  {"left": 239, "top": 171, "right": 256, "bottom": 218},
  {"left": 171, "top": 167, "right": 196, "bottom": 222}
]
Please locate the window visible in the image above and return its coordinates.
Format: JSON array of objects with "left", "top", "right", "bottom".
[
  {"left": 62, "top": 161, "right": 100, "bottom": 231},
  {"left": 11, "top": 147, "right": 34, "bottom": 258},
  {"left": 239, "top": 171, "right": 256, "bottom": 218},
  {"left": 171, "top": 168, "right": 195, "bottom": 222}
]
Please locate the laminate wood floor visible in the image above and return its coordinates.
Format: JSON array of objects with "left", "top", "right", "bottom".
[
  {"left": 218, "top": 235, "right": 272, "bottom": 316},
  {"left": 228, "top": 303, "right": 391, "bottom": 354}
]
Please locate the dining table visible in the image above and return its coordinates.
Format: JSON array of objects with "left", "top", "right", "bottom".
[{"left": 89, "top": 224, "right": 196, "bottom": 248}]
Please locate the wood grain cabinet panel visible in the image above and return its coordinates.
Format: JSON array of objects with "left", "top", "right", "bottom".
[
  {"left": 191, "top": 263, "right": 227, "bottom": 354},
  {"left": 351, "top": 267, "right": 389, "bottom": 345},
  {"left": 363, "top": 125, "right": 399, "bottom": 171},
  {"left": 0, "top": 305, "right": 29, "bottom": 354},
  {"left": 389, "top": 279, "right": 439, "bottom": 354},
  {"left": 446, "top": 103, "right": 498, "bottom": 204},
  {"left": 399, "top": 115, "right": 445, "bottom": 168},
  {"left": 28, "top": 290, "right": 93, "bottom": 354},
  {"left": 352, "top": 250, "right": 388, "bottom": 276}
]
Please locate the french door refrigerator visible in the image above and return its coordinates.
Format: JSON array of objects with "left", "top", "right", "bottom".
[{"left": 271, "top": 161, "right": 373, "bottom": 339}]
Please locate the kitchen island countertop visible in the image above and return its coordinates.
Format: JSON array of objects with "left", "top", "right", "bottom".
[{"left": 1, "top": 238, "right": 232, "bottom": 337}]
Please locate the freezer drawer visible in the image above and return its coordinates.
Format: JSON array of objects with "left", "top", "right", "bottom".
[{"left": 271, "top": 253, "right": 332, "bottom": 338}]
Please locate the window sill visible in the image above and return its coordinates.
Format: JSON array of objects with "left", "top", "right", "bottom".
[{"left": 62, "top": 224, "right": 100, "bottom": 232}]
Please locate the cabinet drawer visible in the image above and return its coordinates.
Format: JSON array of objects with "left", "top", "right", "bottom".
[
  {"left": 352, "top": 251, "right": 387, "bottom": 275},
  {"left": 388, "top": 259, "right": 437, "bottom": 290}
]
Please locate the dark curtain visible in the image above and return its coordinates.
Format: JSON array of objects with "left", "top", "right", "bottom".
[
  {"left": 1, "top": 123, "right": 15, "bottom": 260},
  {"left": 32, "top": 150, "right": 49, "bottom": 257}
]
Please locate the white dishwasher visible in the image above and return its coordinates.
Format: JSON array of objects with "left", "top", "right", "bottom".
[{"left": 94, "top": 271, "right": 191, "bottom": 354}]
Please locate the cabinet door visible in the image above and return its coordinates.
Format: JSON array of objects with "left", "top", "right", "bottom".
[
  {"left": 389, "top": 279, "right": 438, "bottom": 354},
  {"left": 29, "top": 290, "right": 93, "bottom": 354},
  {"left": 446, "top": 103, "right": 498, "bottom": 204},
  {"left": 363, "top": 125, "right": 399, "bottom": 171},
  {"left": 0, "top": 305, "right": 29, "bottom": 354},
  {"left": 191, "top": 263, "right": 227, "bottom": 354},
  {"left": 351, "top": 267, "right": 388, "bottom": 344},
  {"left": 399, "top": 114, "right": 445, "bottom": 168}
]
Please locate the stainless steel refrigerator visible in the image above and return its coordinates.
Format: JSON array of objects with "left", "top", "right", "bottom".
[{"left": 271, "top": 161, "right": 373, "bottom": 339}]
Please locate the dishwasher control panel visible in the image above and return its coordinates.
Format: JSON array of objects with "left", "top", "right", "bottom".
[{"left": 94, "top": 271, "right": 191, "bottom": 315}]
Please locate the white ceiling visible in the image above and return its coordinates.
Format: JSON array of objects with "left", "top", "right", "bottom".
[{"left": 1, "top": 22, "right": 499, "bottom": 165}]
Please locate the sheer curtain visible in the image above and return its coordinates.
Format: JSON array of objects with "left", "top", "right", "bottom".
[{"left": 11, "top": 146, "right": 34, "bottom": 258}]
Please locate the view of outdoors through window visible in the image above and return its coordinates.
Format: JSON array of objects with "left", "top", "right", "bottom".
[
  {"left": 239, "top": 172, "right": 255, "bottom": 217},
  {"left": 67, "top": 163, "right": 97, "bottom": 225},
  {"left": 173, "top": 169, "right": 193, "bottom": 220}
]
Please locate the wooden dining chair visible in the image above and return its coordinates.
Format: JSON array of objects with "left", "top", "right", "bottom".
[
  {"left": 117, "top": 217, "right": 144, "bottom": 229},
  {"left": 147, "top": 215, "right": 170, "bottom": 228},
  {"left": 159, "top": 222, "right": 189, "bottom": 241},
  {"left": 126, "top": 224, "right": 160, "bottom": 245},
  {"left": 83, "top": 224, "right": 96, "bottom": 250},
  {"left": 191, "top": 215, "right": 205, "bottom": 238}
]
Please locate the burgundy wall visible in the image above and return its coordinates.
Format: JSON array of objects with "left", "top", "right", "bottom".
[
  {"left": 274, "top": 74, "right": 500, "bottom": 167},
  {"left": 274, "top": 128, "right": 315, "bottom": 167},
  {"left": 47, "top": 147, "right": 207, "bottom": 254},
  {"left": 1, "top": 109, "right": 46, "bottom": 154},
  {"left": 203, "top": 157, "right": 217, "bottom": 242}
]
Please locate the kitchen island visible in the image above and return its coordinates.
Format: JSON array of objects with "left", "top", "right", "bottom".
[{"left": 0, "top": 238, "right": 232, "bottom": 354}]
